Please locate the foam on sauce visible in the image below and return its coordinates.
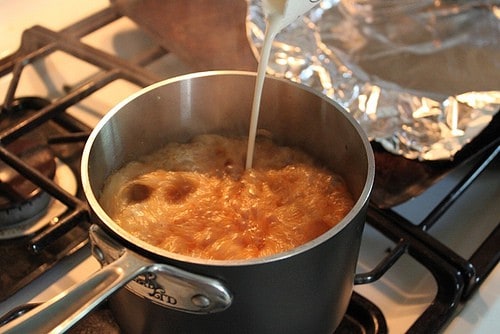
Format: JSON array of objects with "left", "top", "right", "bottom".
[{"left": 100, "top": 134, "right": 354, "bottom": 260}]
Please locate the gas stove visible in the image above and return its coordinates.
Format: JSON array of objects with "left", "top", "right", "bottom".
[{"left": 0, "top": 1, "right": 498, "bottom": 333}]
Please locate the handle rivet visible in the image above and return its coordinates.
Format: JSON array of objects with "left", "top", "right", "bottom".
[{"left": 191, "top": 294, "right": 211, "bottom": 308}]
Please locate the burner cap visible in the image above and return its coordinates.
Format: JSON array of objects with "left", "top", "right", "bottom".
[{"left": 0, "top": 138, "right": 56, "bottom": 226}]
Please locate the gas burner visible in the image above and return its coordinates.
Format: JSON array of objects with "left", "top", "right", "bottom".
[
  {"left": 1, "top": 97, "right": 51, "bottom": 125},
  {"left": 0, "top": 96, "right": 79, "bottom": 239},
  {"left": 0, "top": 138, "right": 55, "bottom": 226},
  {"left": 0, "top": 157, "right": 77, "bottom": 240}
]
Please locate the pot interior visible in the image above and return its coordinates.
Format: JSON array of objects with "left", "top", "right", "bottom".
[{"left": 82, "top": 71, "right": 374, "bottom": 263}]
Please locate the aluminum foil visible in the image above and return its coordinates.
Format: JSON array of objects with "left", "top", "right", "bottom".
[{"left": 246, "top": 0, "right": 500, "bottom": 160}]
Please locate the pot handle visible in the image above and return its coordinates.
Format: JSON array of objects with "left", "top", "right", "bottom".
[
  {"left": 1, "top": 226, "right": 233, "bottom": 334},
  {"left": 1, "top": 246, "right": 149, "bottom": 334}
]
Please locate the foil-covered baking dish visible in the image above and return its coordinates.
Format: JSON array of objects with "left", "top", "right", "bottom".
[{"left": 247, "top": 0, "right": 500, "bottom": 161}]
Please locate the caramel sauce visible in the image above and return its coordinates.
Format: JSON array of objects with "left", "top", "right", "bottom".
[{"left": 100, "top": 134, "right": 354, "bottom": 260}]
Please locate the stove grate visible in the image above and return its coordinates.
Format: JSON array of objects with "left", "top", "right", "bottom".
[{"left": 0, "top": 4, "right": 498, "bottom": 333}]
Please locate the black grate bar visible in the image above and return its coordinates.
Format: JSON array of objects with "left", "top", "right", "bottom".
[
  {"left": 47, "top": 132, "right": 90, "bottom": 144},
  {"left": 1, "top": 13, "right": 165, "bottom": 112},
  {"left": 0, "top": 145, "right": 86, "bottom": 210},
  {"left": 465, "top": 223, "right": 500, "bottom": 299},
  {"left": 0, "top": 37, "right": 55, "bottom": 77},
  {"left": 52, "top": 112, "right": 93, "bottom": 133},
  {"left": 1, "top": 26, "right": 159, "bottom": 110},
  {"left": 0, "top": 68, "right": 122, "bottom": 144},
  {"left": 28, "top": 25, "right": 161, "bottom": 85},
  {"left": 1, "top": 37, "right": 58, "bottom": 107},
  {"left": 419, "top": 143, "right": 500, "bottom": 231},
  {"left": 376, "top": 204, "right": 478, "bottom": 299},
  {"left": 30, "top": 209, "right": 88, "bottom": 254},
  {"left": 59, "top": 7, "right": 122, "bottom": 38},
  {"left": 354, "top": 242, "right": 408, "bottom": 285},
  {"left": 2, "top": 234, "right": 90, "bottom": 301},
  {"left": 367, "top": 206, "right": 464, "bottom": 333}
]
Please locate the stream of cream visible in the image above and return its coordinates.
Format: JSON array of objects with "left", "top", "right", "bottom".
[
  {"left": 245, "top": 1, "right": 321, "bottom": 169},
  {"left": 244, "top": 14, "right": 281, "bottom": 170}
]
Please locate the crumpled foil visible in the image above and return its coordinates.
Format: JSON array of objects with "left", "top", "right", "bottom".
[{"left": 246, "top": 0, "right": 500, "bottom": 160}]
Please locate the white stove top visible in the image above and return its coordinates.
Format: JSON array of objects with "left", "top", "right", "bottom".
[{"left": 0, "top": 0, "right": 498, "bottom": 333}]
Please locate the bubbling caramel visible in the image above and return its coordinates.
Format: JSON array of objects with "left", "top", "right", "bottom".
[{"left": 100, "top": 134, "right": 354, "bottom": 260}]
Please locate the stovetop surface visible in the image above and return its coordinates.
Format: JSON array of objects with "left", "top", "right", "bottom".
[{"left": 0, "top": 1, "right": 498, "bottom": 333}]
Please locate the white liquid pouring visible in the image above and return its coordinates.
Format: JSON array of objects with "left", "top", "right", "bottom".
[{"left": 245, "top": 0, "right": 322, "bottom": 169}]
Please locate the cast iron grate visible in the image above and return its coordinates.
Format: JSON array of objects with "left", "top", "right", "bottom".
[
  {"left": 357, "top": 141, "right": 499, "bottom": 333},
  {"left": 0, "top": 4, "right": 498, "bottom": 333},
  {"left": 0, "top": 6, "right": 165, "bottom": 302}
]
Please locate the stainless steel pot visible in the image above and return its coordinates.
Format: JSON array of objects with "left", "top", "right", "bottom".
[{"left": 2, "top": 71, "right": 374, "bottom": 334}]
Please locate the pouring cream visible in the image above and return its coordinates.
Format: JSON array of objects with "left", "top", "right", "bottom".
[{"left": 245, "top": 0, "right": 322, "bottom": 169}]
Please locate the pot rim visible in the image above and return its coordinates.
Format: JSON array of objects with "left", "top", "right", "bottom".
[{"left": 81, "top": 70, "right": 375, "bottom": 267}]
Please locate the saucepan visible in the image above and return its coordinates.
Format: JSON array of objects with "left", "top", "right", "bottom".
[{"left": 2, "top": 71, "right": 375, "bottom": 334}]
